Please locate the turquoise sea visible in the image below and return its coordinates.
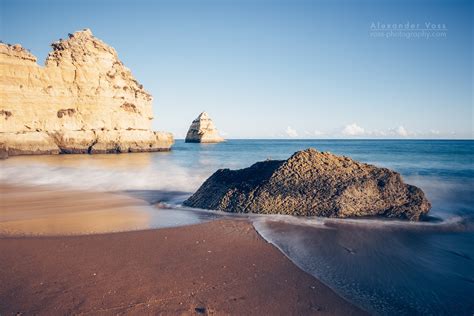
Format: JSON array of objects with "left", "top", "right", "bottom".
[{"left": 1, "top": 140, "right": 473, "bottom": 315}]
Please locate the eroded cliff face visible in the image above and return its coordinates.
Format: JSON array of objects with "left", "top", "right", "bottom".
[{"left": 0, "top": 29, "right": 173, "bottom": 156}]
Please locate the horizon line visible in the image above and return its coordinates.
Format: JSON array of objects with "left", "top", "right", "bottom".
[{"left": 173, "top": 138, "right": 474, "bottom": 141}]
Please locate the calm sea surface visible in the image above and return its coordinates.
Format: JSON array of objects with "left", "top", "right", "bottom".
[{"left": 1, "top": 140, "right": 473, "bottom": 315}]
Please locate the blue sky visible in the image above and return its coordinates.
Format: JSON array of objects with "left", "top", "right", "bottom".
[{"left": 1, "top": 0, "right": 472, "bottom": 139}]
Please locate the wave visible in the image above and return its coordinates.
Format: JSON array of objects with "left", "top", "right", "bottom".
[
  {"left": 0, "top": 159, "right": 211, "bottom": 193},
  {"left": 251, "top": 214, "right": 474, "bottom": 315}
]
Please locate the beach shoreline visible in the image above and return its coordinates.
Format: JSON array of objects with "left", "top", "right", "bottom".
[
  {"left": 0, "top": 184, "right": 158, "bottom": 236},
  {"left": 0, "top": 184, "right": 365, "bottom": 315}
]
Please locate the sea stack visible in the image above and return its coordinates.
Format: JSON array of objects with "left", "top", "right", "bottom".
[
  {"left": 184, "top": 148, "right": 431, "bottom": 221},
  {"left": 185, "top": 112, "right": 224, "bottom": 143},
  {"left": 0, "top": 29, "right": 173, "bottom": 156}
]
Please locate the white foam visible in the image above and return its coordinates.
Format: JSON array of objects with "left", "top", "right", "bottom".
[{"left": 0, "top": 157, "right": 210, "bottom": 192}]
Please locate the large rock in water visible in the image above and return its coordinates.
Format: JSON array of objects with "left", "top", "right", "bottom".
[
  {"left": 184, "top": 148, "right": 431, "bottom": 221},
  {"left": 185, "top": 112, "right": 224, "bottom": 143},
  {"left": 0, "top": 29, "right": 173, "bottom": 156}
]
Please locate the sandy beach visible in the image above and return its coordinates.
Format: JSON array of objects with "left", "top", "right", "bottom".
[
  {"left": 1, "top": 0, "right": 472, "bottom": 313},
  {"left": 0, "top": 184, "right": 156, "bottom": 236},
  {"left": 0, "top": 185, "right": 365, "bottom": 315}
]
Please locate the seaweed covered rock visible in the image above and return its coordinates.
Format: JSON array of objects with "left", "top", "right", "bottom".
[{"left": 184, "top": 148, "right": 431, "bottom": 221}]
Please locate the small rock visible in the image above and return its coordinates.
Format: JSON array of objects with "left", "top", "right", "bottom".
[{"left": 195, "top": 307, "right": 206, "bottom": 314}]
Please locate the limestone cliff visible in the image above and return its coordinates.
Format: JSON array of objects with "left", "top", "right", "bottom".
[
  {"left": 185, "top": 112, "right": 224, "bottom": 143},
  {"left": 0, "top": 29, "right": 173, "bottom": 156}
]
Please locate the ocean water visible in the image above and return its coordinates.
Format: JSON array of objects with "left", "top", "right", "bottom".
[{"left": 1, "top": 140, "right": 473, "bottom": 315}]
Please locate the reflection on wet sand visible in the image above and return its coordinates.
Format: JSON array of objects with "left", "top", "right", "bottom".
[
  {"left": 0, "top": 184, "right": 218, "bottom": 236},
  {"left": 0, "top": 184, "right": 153, "bottom": 236},
  {"left": 2, "top": 152, "right": 158, "bottom": 169}
]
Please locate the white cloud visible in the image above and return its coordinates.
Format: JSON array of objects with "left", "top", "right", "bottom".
[
  {"left": 275, "top": 124, "right": 451, "bottom": 139},
  {"left": 395, "top": 126, "right": 409, "bottom": 137},
  {"left": 285, "top": 126, "right": 298, "bottom": 137},
  {"left": 386, "top": 125, "right": 413, "bottom": 137},
  {"left": 342, "top": 123, "right": 365, "bottom": 136}
]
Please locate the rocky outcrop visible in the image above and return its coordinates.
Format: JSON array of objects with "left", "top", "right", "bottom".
[
  {"left": 0, "top": 143, "right": 8, "bottom": 159},
  {"left": 0, "top": 29, "right": 173, "bottom": 156},
  {"left": 185, "top": 112, "right": 224, "bottom": 143},
  {"left": 184, "top": 148, "right": 431, "bottom": 221}
]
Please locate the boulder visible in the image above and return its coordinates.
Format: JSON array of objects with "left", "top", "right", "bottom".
[
  {"left": 184, "top": 148, "right": 431, "bottom": 221},
  {"left": 0, "top": 29, "right": 173, "bottom": 156},
  {"left": 185, "top": 112, "right": 224, "bottom": 143}
]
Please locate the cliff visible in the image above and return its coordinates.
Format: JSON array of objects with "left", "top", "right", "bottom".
[
  {"left": 185, "top": 112, "right": 224, "bottom": 143},
  {"left": 184, "top": 148, "right": 431, "bottom": 221},
  {"left": 0, "top": 29, "right": 173, "bottom": 156}
]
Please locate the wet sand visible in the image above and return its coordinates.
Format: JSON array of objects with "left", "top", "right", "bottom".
[
  {"left": 0, "top": 184, "right": 154, "bottom": 235},
  {"left": 0, "top": 185, "right": 365, "bottom": 315}
]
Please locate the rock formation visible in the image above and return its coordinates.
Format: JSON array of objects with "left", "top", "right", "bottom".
[
  {"left": 0, "top": 29, "right": 173, "bottom": 156},
  {"left": 185, "top": 112, "right": 224, "bottom": 143},
  {"left": 184, "top": 148, "right": 431, "bottom": 221}
]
